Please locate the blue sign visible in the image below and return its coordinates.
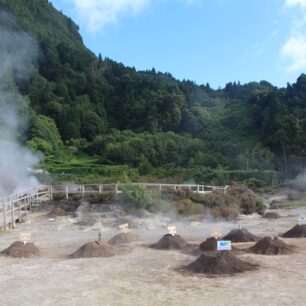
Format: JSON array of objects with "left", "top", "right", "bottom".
[{"left": 217, "top": 240, "right": 232, "bottom": 251}]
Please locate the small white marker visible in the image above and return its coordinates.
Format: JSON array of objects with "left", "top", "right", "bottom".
[
  {"left": 210, "top": 227, "right": 222, "bottom": 239},
  {"left": 119, "top": 223, "right": 130, "bottom": 234},
  {"left": 167, "top": 226, "right": 177, "bottom": 236},
  {"left": 19, "top": 232, "right": 31, "bottom": 245}
]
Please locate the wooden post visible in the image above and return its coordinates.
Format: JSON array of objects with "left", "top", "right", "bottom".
[
  {"left": 82, "top": 185, "right": 85, "bottom": 196},
  {"left": 29, "top": 196, "right": 32, "bottom": 213},
  {"left": 115, "top": 184, "right": 118, "bottom": 194},
  {"left": 24, "top": 198, "right": 27, "bottom": 216},
  {"left": 65, "top": 186, "right": 69, "bottom": 200},
  {"left": 99, "top": 185, "right": 102, "bottom": 194},
  {"left": 159, "top": 184, "right": 162, "bottom": 191},
  {"left": 18, "top": 200, "right": 21, "bottom": 221},
  {"left": 50, "top": 186, "right": 53, "bottom": 200},
  {"left": 11, "top": 202, "right": 15, "bottom": 228},
  {"left": 3, "top": 203, "right": 7, "bottom": 231},
  {"left": 197, "top": 185, "right": 200, "bottom": 193}
]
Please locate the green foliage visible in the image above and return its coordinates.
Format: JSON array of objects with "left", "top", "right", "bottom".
[
  {"left": 122, "top": 184, "right": 155, "bottom": 211},
  {"left": 52, "top": 192, "right": 65, "bottom": 201},
  {"left": 89, "top": 192, "right": 115, "bottom": 204},
  {"left": 175, "top": 199, "right": 205, "bottom": 215},
  {"left": 3, "top": 0, "right": 306, "bottom": 182}
]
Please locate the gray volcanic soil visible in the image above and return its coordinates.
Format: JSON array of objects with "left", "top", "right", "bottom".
[{"left": 0, "top": 204, "right": 306, "bottom": 305}]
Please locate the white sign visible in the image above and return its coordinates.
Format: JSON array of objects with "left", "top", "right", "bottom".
[
  {"left": 19, "top": 232, "right": 31, "bottom": 244},
  {"left": 217, "top": 240, "right": 232, "bottom": 251},
  {"left": 167, "top": 226, "right": 177, "bottom": 236},
  {"left": 298, "top": 216, "right": 306, "bottom": 225},
  {"left": 210, "top": 227, "right": 222, "bottom": 238},
  {"left": 119, "top": 223, "right": 130, "bottom": 233},
  {"left": 267, "top": 227, "right": 277, "bottom": 239}
]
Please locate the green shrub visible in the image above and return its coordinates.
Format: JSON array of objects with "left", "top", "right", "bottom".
[
  {"left": 70, "top": 194, "right": 83, "bottom": 201},
  {"left": 239, "top": 195, "right": 257, "bottom": 214},
  {"left": 53, "top": 192, "right": 65, "bottom": 201},
  {"left": 122, "top": 184, "right": 154, "bottom": 211},
  {"left": 255, "top": 198, "right": 265, "bottom": 214},
  {"left": 89, "top": 192, "right": 115, "bottom": 204},
  {"left": 211, "top": 206, "right": 239, "bottom": 220},
  {"left": 175, "top": 199, "right": 205, "bottom": 215},
  {"left": 288, "top": 192, "right": 303, "bottom": 201}
]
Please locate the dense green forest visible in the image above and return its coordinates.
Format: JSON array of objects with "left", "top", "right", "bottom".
[{"left": 1, "top": 0, "right": 306, "bottom": 185}]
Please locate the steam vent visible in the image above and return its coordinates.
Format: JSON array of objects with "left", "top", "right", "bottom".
[
  {"left": 1, "top": 241, "right": 40, "bottom": 258},
  {"left": 185, "top": 251, "right": 258, "bottom": 275},
  {"left": 150, "top": 234, "right": 189, "bottom": 250},
  {"left": 70, "top": 241, "right": 116, "bottom": 258},
  {"left": 248, "top": 237, "right": 294, "bottom": 255},
  {"left": 222, "top": 228, "right": 260, "bottom": 243},
  {"left": 282, "top": 224, "right": 306, "bottom": 238}
]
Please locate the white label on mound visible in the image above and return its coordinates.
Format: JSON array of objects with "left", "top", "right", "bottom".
[
  {"left": 298, "top": 216, "right": 306, "bottom": 225},
  {"left": 210, "top": 227, "right": 222, "bottom": 238},
  {"left": 19, "top": 232, "right": 31, "bottom": 244},
  {"left": 168, "top": 226, "right": 177, "bottom": 236},
  {"left": 119, "top": 223, "right": 130, "bottom": 233},
  {"left": 217, "top": 240, "right": 232, "bottom": 251}
]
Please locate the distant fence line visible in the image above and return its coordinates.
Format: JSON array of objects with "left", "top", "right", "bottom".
[{"left": 0, "top": 183, "right": 226, "bottom": 231}]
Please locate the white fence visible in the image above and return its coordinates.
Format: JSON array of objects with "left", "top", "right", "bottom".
[{"left": 0, "top": 183, "right": 226, "bottom": 231}]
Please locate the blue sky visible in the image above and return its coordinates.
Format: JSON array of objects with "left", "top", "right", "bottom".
[{"left": 50, "top": 0, "right": 306, "bottom": 88}]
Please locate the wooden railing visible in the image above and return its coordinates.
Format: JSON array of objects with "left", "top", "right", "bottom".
[{"left": 0, "top": 183, "right": 227, "bottom": 231}]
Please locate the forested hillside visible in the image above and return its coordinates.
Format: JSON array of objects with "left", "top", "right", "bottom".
[{"left": 1, "top": 0, "right": 306, "bottom": 184}]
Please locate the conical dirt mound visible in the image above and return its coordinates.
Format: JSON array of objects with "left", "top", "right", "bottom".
[
  {"left": 1, "top": 241, "right": 40, "bottom": 258},
  {"left": 150, "top": 234, "right": 189, "bottom": 250},
  {"left": 282, "top": 224, "right": 306, "bottom": 238},
  {"left": 199, "top": 237, "right": 241, "bottom": 253},
  {"left": 222, "top": 228, "right": 260, "bottom": 243},
  {"left": 199, "top": 237, "right": 219, "bottom": 252},
  {"left": 263, "top": 212, "right": 281, "bottom": 219},
  {"left": 108, "top": 232, "right": 140, "bottom": 245},
  {"left": 70, "top": 241, "right": 116, "bottom": 258},
  {"left": 185, "top": 251, "right": 258, "bottom": 275},
  {"left": 248, "top": 237, "right": 294, "bottom": 255}
]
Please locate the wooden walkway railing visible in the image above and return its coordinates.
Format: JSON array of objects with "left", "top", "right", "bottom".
[{"left": 0, "top": 183, "right": 226, "bottom": 231}]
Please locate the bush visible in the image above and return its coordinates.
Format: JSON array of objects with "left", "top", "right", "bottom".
[
  {"left": 122, "top": 184, "right": 154, "bottom": 211},
  {"left": 89, "top": 192, "right": 115, "bottom": 204},
  {"left": 70, "top": 194, "right": 83, "bottom": 201},
  {"left": 175, "top": 199, "right": 205, "bottom": 215},
  {"left": 288, "top": 192, "right": 303, "bottom": 201},
  {"left": 211, "top": 206, "right": 239, "bottom": 220},
  {"left": 162, "top": 188, "right": 194, "bottom": 201},
  {"left": 53, "top": 192, "right": 65, "bottom": 201},
  {"left": 239, "top": 195, "right": 257, "bottom": 214},
  {"left": 255, "top": 198, "right": 265, "bottom": 214}
]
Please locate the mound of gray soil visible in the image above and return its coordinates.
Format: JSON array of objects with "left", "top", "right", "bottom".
[
  {"left": 70, "top": 241, "right": 116, "bottom": 258},
  {"left": 248, "top": 237, "right": 294, "bottom": 255},
  {"left": 263, "top": 212, "right": 281, "bottom": 219},
  {"left": 185, "top": 251, "right": 258, "bottom": 275},
  {"left": 282, "top": 224, "right": 306, "bottom": 238},
  {"left": 1, "top": 241, "right": 40, "bottom": 258},
  {"left": 108, "top": 232, "right": 140, "bottom": 245},
  {"left": 150, "top": 234, "right": 189, "bottom": 250},
  {"left": 222, "top": 228, "right": 260, "bottom": 243}
]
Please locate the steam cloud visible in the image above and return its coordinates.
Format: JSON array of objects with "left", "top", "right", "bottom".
[{"left": 0, "top": 12, "right": 40, "bottom": 197}]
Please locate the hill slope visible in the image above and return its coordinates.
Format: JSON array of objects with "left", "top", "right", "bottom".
[{"left": 1, "top": 0, "right": 305, "bottom": 183}]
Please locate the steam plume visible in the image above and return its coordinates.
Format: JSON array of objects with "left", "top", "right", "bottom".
[{"left": 0, "top": 12, "right": 40, "bottom": 196}]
